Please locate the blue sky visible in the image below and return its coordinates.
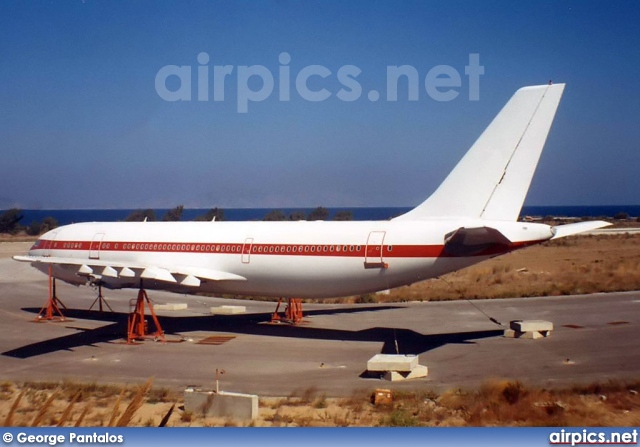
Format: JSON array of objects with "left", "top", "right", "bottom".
[{"left": 1, "top": 0, "right": 639, "bottom": 209}]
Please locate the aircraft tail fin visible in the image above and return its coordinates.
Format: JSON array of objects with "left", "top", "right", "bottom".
[{"left": 395, "top": 83, "right": 565, "bottom": 221}]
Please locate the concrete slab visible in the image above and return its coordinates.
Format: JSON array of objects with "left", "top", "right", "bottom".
[
  {"left": 510, "top": 320, "right": 554, "bottom": 332},
  {"left": 504, "top": 329, "right": 549, "bottom": 339},
  {"left": 367, "top": 354, "right": 418, "bottom": 372},
  {"left": 154, "top": 303, "right": 188, "bottom": 311},
  {"left": 210, "top": 305, "right": 246, "bottom": 315},
  {"left": 184, "top": 390, "right": 258, "bottom": 420},
  {"left": 505, "top": 320, "right": 553, "bottom": 339}
]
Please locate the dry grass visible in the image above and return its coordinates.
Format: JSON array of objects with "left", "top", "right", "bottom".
[
  {"left": 115, "top": 378, "right": 153, "bottom": 427},
  {"left": 1, "top": 379, "right": 640, "bottom": 426},
  {"left": 0, "top": 380, "right": 151, "bottom": 427},
  {"left": 107, "top": 389, "right": 126, "bottom": 427},
  {"left": 3, "top": 389, "right": 24, "bottom": 426},
  {"left": 29, "top": 389, "right": 58, "bottom": 427},
  {"left": 56, "top": 391, "right": 81, "bottom": 427},
  {"left": 74, "top": 406, "right": 89, "bottom": 427},
  {"left": 259, "top": 380, "right": 640, "bottom": 427}
]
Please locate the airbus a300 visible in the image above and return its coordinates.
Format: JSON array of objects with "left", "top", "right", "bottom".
[{"left": 15, "top": 83, "right": 609, "bottom": 301}]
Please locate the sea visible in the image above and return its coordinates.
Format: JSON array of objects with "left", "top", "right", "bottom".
[{"left": 7, "top": 205, "right": 640, "bottom": 226}]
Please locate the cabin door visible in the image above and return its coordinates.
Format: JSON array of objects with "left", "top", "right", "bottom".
[
  {"left": 44, "top": 230, "right": 59, "bottom": 257},
  {"left": 364, "top": 231, "right": 387, "bottom": 269},
  {"left": 89, "top": 233, "right": 106, "bottom": 259},
  {"left": 242, "top": 238, "right": 254, "bottom": 264}
]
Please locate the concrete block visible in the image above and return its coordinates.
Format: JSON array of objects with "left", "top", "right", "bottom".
[
  {"left": 154, "top": 303, "right": 188, "bottom": 311},
  {"left": 522, "top": 331, "right": 547, "bottom": 339},
  {"left": 383, "top": 365, "right": 429, "bottom": 381},
  {"left": 184, "top": 390, "right": 258, "bottom": 420},
  {"left": 504, "top": 329, "right": 550, "bottom": 339},
  {"left": 367, "top": 354, "right": 418, "bottom": 372},
  {"left": 510, "top": 320, "right": 553, "bottom": 332},
  {"left": 210, "top": 305, "right": 246, "bottom": 315},
  {"left": 503, "top": 329, "right": 516, "bottom": 338}
]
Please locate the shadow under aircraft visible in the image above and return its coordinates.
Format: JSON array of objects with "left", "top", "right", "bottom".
[{"left": 3, "top": 304, "right": 502, "bottom": 359}]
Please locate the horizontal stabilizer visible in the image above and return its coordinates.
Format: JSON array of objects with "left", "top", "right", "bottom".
[
  {"left": 551, "top": 221, "right": 611, "bottom": 239},
  {"left": 444, "top": 226, "right": 512, "bottom": 257}
]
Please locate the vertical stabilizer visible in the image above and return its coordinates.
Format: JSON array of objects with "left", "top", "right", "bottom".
[{"left": 396, "top": 83, "right": 565, "bottom": 221}]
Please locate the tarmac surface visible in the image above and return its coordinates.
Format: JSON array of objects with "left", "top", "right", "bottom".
[{"left": 1, "top": 243, "right": 639, "bottom": 396}]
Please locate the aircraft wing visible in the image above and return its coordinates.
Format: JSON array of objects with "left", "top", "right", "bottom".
[{"left": 12, "top": 255, "right": 246, "bottom": 286}]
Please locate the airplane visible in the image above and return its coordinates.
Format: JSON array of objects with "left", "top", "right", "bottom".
[{"left": 14, "top": 83, "right": 610, "bottom": 303}]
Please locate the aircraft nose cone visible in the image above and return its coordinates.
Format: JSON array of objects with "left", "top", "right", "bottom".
[{"left": 28, "top": 239, "right": 42, "bottom": 255}]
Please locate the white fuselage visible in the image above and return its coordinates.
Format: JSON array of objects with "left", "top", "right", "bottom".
[{"left": 28, "top": 219, "right": 553, "bottom": 298}]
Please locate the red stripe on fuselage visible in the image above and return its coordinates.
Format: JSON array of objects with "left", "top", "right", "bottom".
[{"left": 30, "top": 239, "right": 543, "bottom": 258}]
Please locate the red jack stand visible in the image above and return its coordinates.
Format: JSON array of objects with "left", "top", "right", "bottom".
[
  {"left": 35, "top": 265, "right": 67, "bottom": 322},
  {"left": 270, "top": 298, "right": 304, "bottom": 324},
  {"left": 89, "top": 284, "right": 114, "bottom": 312},
  {"left": 127, "top": 285, "right": 165, "bottom": 344}
]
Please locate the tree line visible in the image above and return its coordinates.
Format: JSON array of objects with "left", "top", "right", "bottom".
[
  {"left": 124, "top": 206, "right": 225, "bottom": 222},
  {"left": 262, "top": 207, "right": 353, "bottom": 221},
  {"left": 0, "top": 209, "right": 58, "bottom": 235},
  {"left": 125, "top": 206, "right": 353, "bottom": 222},
  {"left": 0, "top": 206, "right": 352, "bottom": 236}
]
